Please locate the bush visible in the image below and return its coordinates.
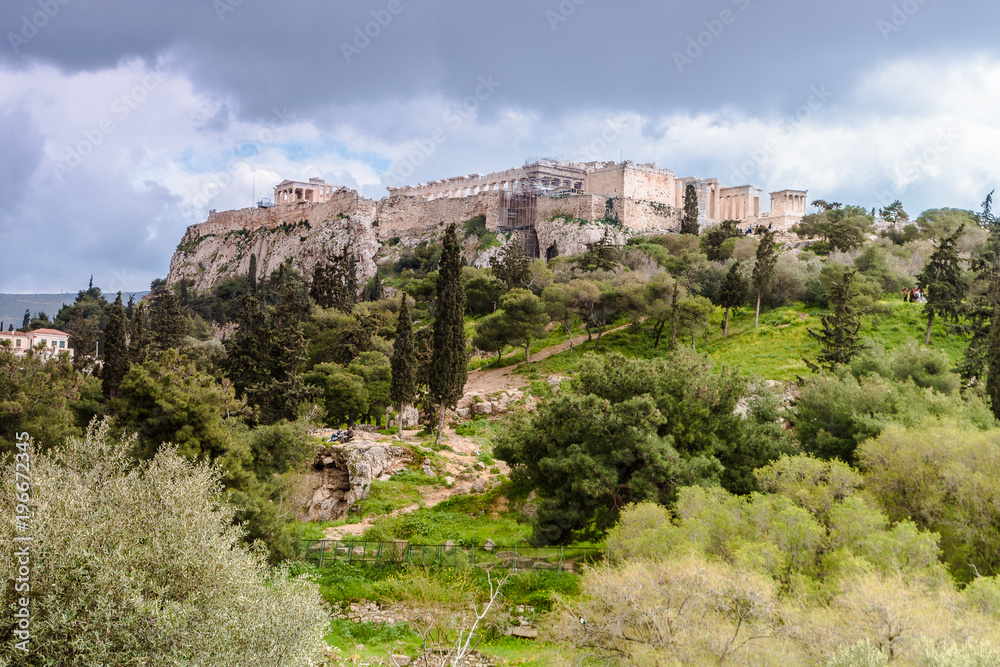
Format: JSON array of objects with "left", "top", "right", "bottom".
[
  {"left": 0, "top": 420, "right": 328, "bottom": 665},
  {"left": 859, "top": 422, "right": 1000, "bottom": 581},
  {"left": 794, "top": 370, "right": 993, "bottom": 462}
]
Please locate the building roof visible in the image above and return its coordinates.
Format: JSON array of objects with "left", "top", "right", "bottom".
[{"left": 28, "top": 328, "right": 70, "bottom": 336}]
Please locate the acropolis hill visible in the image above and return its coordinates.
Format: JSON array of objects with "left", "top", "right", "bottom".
[{"left": 167, "top": 159, "right": 806, "bottom": 291}]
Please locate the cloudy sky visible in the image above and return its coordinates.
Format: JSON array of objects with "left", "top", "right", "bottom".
[{"left": 1, "top": 0, "right": 999, "bottom": 293}]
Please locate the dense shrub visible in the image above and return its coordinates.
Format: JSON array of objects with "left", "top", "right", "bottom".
[{"left": 0, "top": 421, "right": 328, "bottom": 665}]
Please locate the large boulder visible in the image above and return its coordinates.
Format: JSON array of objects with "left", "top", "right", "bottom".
[{"left": 300, "top": 441, "right": 412, "bottom": 521}]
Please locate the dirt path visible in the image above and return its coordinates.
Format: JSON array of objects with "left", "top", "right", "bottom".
[{"left": 463, "top": 323, "right": 630, "bottom": 399}]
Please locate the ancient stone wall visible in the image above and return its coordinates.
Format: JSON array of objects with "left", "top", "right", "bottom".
[{"left": 375, "top": 193, "right": 502, "bottom": 239}]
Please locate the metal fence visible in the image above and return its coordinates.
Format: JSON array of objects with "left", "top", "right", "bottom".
[{"left": 300, "top": 539, "right": 607, "bottom": 573}]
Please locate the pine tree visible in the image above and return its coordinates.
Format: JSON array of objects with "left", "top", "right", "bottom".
[
  {"left": 102, "top": 293, "right": 130, "bottom": 398},
  {"left": 718, "top": 261, "right": 748, "bottom": 336},
  {"left": 580, "top": 228, "right": 621, "bottom": 271},
  {"left": 247, "top": 253, "right": 258, "bottom": 292},
  {"left": 389, "top": 295, "right": 417, "bottom": 439},
  {"left": 130, "top": 303, "right": 150, "bottom": 364},
  {"left": 680, "top": 184, "right": 700, "bottom": 235},
  {"left": 151, "top": 291, "right": 186, "bottom": 351},
  {"left": 919, "top": 225, "right": 966, "bottom": 345},
  {"left": 805, "top": 269, "right": 864, "bottom": 371},
  {"left": 752, "top": 231, "right": 778, "bottom": 328},
  {"left": 489, "top": 240, "right": 532, "bottom": 290},
  {"left": 429, "top": 224, "right": 467, "bottom": 445}
]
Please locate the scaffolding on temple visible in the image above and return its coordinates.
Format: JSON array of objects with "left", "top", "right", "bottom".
[{"left": 497, "top": 188, "right": 540, "bottom": 259}]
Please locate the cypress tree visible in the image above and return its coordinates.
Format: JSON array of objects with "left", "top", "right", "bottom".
[
  {"left": 102, "top": 292, "right": 130, "bottom": 398},
  {"left": 224, "top": 291, "right": 272, "bottom": 410},
  {"left": 429, "top": 224, "right": 467, "bottom": 445},
  {"left": 718, "top": 261, "right": 748, "bottom": 336},
  {"left": 389, "top": 295, "right": 417, "bottom": 439},
  {"left": 669, "top": 282, "right": 680, "bottom": 351},
  {"left": 21, "top": 309, "right": 29, "bottom": 331},
  {"left": 263, "top": 265, "right": 309, "bottom": 423},
  {"left": 130, "top": 303, "right": 150, "bottom": 364},
  {"left": 248, "top": 253, "right": 258, "bottom": 292},
  {"left": 125, "top": 293, "right": 135, "bottom": 322},
  {"left": 919, "top": 225, "right": 966, "bottom": 345},
  {"left": 310, "top": 247, "right": 357, "bottom": 311},
  {"left": 969, "top": 192, "right": 1000, "bottom": 416},
  {"left": 151, "top": 291, "right": 186, "bottom": 351},
  {"left": 805, "top": 269, "right": 864, "bottom": 371},
  {"left": 680, "top": 184, "right": 700, "bottom": 235},
  {"left": 752, "top": 230, "right": 778, "bottom": 328}
]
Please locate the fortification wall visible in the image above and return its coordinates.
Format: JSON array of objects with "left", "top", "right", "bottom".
[
  {"left": 190, "top": 190, "right": 374, "bottom": 239},
  {"left": 375, "top": 193, "right": 502, "bottom": 239},
  {"left": 619, "top": 199, "right": 681, "bottom": 232},
  {"left": 624, "top": 167, "right": 676, "bottom": 203}
]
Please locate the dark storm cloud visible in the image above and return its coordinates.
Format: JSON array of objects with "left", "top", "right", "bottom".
[{"left": 5, "top": 0, "right": 999, "bottom": 122}]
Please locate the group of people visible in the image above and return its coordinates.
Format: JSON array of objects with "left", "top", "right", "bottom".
[
  {"left": 328, "top": 428, "right": 354, "bottom": 443},
  {"left": 742, "top": 223, "right": 773, "bottom": 235},
  {"left": 903, "top": 287, "right": 926, "bottom": 303}
]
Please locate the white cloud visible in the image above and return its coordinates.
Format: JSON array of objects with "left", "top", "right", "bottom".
[{"left": 3, "top": 53, "right": 1000, "bottom": 291}]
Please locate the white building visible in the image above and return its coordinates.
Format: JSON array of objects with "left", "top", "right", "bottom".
[{"left": 0, "top": 328, "right": 74, "bottom": 359}]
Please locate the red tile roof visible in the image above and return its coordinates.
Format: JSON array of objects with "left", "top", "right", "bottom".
[{"left": 28, "top": 328, "right": 70, "bottom": 336}]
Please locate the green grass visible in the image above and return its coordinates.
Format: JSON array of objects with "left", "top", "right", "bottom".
[
  {"left": 515, "top": 301, "right": 970, "bottom": 382},
  {"left": 355, "top": 479, "right": 424, "bottom": 517},
  {"left": 468, "top": 320, "right": 590, "bottom": 371}
]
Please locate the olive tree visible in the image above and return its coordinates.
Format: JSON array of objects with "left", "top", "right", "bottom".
[{"left": 0, "top": 420, "right": 328, "bottom": 665}]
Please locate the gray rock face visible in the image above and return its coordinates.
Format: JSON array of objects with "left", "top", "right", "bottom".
[{"left": 300, "top": 441, "right": 412, "bottom": 521}]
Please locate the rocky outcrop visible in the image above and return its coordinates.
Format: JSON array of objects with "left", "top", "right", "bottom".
[
  {"left": 300, "top": 441, "right": 412, "bottom": 521},
  {"left": 167, "top": 200, "right": 379, "bottom": 292},
  {"left": 535, "top": 216, "right": 630, "bottom": 259}
]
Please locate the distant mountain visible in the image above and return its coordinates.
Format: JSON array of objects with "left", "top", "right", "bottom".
[{"left": 0, "top": 293, "right": 148, "bottom": 328}]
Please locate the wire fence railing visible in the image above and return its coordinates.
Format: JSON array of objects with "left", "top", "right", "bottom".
[{"left": 300, "top": 539, "right": 607, "bottom": 573}]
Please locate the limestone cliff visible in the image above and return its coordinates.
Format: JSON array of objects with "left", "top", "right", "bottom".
[{"left": 167, "top": 197, "right": 380, "bottom": 292}]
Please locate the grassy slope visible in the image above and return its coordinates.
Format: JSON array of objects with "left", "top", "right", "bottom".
[{"left": 518, "top": 299, "right": 969, "bottom": 382}]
